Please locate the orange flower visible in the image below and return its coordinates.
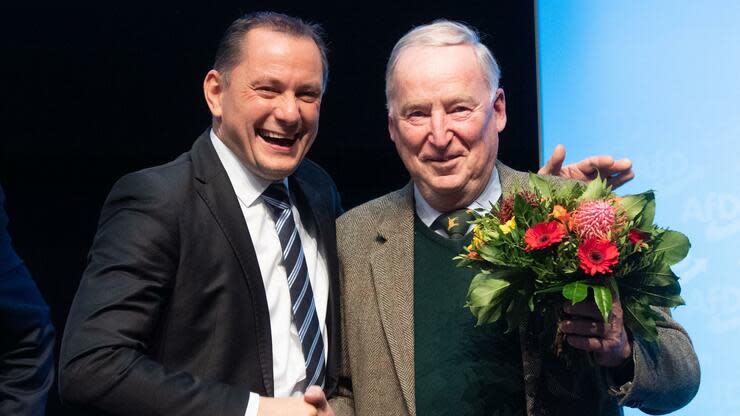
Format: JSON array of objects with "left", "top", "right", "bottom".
[
  {"left": 551, "top": 205, "right": 570, "bottom": 223},
  {"left": 578, "top": 238, "right": 619, "bottom": 275},
  {"left": 524, "top": 221, "right": 567, "bottom": 252}
]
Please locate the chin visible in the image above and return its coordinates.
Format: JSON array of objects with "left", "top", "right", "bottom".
[
  {"left": 426, "top": 179, "right": 467, "bottom": 195},
  {"left": 431, "top": 171, "right": 467, "bottom": 187}
]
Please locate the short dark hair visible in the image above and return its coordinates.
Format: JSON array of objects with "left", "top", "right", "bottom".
[{"left": 213, "top": 11, "right": 329, "bottom": 89}]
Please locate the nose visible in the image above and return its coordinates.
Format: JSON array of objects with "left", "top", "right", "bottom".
[
  {"left": 274, "top": 94, "right": 301, "bottom": 127},
  {"left": 428, "top": 110, "right": 451, "bottom": 149}
]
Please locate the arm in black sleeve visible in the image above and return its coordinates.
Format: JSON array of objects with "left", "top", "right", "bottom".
[
  {"left": 0, "top": 185, "right": 55, "bottom": 416},
  {"left": 58, "top": 172, "right": 249, "bottom": 416}
]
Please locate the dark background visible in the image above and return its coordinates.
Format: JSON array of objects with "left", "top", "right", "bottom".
[{"left": 0, "top": 2, "right": 539, "bottom": 413}]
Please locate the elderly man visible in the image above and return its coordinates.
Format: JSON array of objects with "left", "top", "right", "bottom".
[
  {"left": 60, "top": 12, "right": 339, "bottom": 416},
  {"left": 332, "top": 20, "right": 699, "bottom": 416}
]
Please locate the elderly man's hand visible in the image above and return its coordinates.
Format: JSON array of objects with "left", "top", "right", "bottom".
[
  {"left": 539, "top": 144, "right": 634, "bottom": 189},
  {"left": 559, "top": 296, "right": 632, "bottom": 368},
  {"left": 304, "top": 385, "right": 335, "bottom": 416}
]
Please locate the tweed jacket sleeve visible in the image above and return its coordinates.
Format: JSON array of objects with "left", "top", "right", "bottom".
[{"left": 611, "top": 307, "right": 700, "bottom": 413}]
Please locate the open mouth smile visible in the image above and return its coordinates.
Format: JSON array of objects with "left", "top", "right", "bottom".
[{"left": 257, "top": 129, "right": 299, "bottom": 148}]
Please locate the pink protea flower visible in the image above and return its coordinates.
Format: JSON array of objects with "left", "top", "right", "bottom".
[{"left": 572, "top": 200, "right": 615, "bottom": 240}]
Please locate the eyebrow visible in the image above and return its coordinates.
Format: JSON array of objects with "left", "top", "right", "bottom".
[
  {"left": 398, "top": 101, "right": 429, "bottom": 114},
  {"left": 250, "top": 76, "right": 322, "bottom": 92},
  {"left": 398, "top": 94, "right": 478, "bottom": 113}
]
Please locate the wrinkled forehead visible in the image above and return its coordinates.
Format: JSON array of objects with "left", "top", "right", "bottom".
[{"left": 390, "top": 45, "right": 488, "bottom": 103}]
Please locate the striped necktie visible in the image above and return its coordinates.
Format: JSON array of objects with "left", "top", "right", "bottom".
[{"left": 262, "top": 182, "right": 326, "bottom": 388}]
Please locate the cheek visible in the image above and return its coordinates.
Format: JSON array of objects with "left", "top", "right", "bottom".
[
  {"left": 450, "top": 120, "right": 483, "bottom": 143},
  {"left": 300, "top": 103, "right": 321, "bottom": 124},
  {"left": 398, "top": 127, "right": 427, "bottom": 153},
  {"left": 240, "top": 97, "right": 274, "bottom": 122}
]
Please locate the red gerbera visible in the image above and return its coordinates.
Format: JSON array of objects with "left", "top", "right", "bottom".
[
  {"left": 524, "top": 221, "right": 566, "bottom": 252},
  {"left": 578, "top": 238, "right": 619, "bottom": 275}
]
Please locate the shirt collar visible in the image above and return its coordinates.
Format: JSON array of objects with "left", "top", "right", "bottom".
[
  {"left": 414, "top": 166, "right": 502, "bottom": 228},
  {"left": 210, "top": 129, "right": 288, "bottom": 207}
]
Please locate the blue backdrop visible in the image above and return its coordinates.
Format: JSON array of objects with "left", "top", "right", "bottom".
[{"left": 537, "top": 2, "right": 740, "bottom": 414}]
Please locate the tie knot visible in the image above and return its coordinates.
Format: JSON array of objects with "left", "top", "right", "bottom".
[
  {"left": 433, "top": 208, "right": 474, "bottom": 239},
  {"left": 262, "top": 182, "right": 291, "bottom": 210}
]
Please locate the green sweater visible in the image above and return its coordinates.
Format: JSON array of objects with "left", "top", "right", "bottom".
[{"left": 414, "top": 215, "right": 525, "bottom": 416}]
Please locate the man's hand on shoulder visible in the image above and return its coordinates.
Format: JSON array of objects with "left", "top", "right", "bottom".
[
  {"left": 257, "top": 386, "right": 334, "bottom": 416},
  {"left": 539, "top": 144, "right": 634, "bottom": 189}
]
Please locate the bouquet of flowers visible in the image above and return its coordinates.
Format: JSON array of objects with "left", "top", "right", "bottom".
[{"left": 456, "top": 174, "right": 689, "bottom": 347}]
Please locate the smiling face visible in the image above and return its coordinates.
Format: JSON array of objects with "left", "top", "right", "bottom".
[
  {"left": 387, "top": 44, "right": 507, "bottom": 211},
  {"left": 204, "top": 27, "right": 324, "bottom": 181}
]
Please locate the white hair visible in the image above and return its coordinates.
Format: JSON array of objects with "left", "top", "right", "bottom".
[{"left": 385, "top": 20, "right": 501, "bottom": 114}]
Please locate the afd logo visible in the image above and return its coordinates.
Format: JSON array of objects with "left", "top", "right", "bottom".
[
  {"left": 683, "top": 285, "right": 740, "bottom": 334},
  {"left": 641, "top": 151, "right": 704, "bottom": 197},
  {"left": 674, "top": 255, "right": 738, "bottom": 334},
  {"left": 682, "top": 193, "right": 740, "bottom": 241}
]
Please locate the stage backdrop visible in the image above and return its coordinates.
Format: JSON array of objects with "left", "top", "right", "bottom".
[{"left": 538, "top": 1, "right": 740, "bottom": 414}]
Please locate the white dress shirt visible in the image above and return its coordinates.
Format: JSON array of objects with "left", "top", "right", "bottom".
[
  {"left": 414, "top": 166, "right": 502, "bottom": 234},
  {"left": 210, "top": 131, "right": 330, "bottom": 416}
]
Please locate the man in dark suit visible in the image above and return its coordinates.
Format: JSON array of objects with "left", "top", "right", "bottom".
[
  {"left": 0, "top": 184, "right": 55, "bottom": 416},
  {"left": 60, "top": 12, "right": 340, "bottom": 415}
]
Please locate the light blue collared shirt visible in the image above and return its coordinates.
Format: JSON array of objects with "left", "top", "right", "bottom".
[{"left": 414, "top": 166, "right": 502, "bottom": 236}]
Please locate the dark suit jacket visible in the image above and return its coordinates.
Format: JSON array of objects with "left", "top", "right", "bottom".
[
  {"left": 0, "top": 184, "right": 55, "bottom": 416},
  {"left": 59, "top": 130, "right": 343, "bottom": 415}
]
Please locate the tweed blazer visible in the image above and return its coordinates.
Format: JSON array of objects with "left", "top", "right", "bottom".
[{"left": 330, "top": 162, "right": 699, "bottom": 416}]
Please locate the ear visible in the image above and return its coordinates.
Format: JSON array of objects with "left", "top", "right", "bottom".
[
  {"left": 493, "top": 88, "right": 507, "bottom": 132},
  {"left": 203, "top": 69, "right": 225, "bottom": 118},
  {"left": 387, "top": 114, "right": 397, "bottom": 143}
]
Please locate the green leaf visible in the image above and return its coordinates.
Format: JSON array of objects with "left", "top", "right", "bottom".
[
  {"left": 513, "top": 194, "right": 532, "bottom": 222},
  {"left": 591, "top": 285, "right": 613, "bottom": 322},
  {"left": 562, "top": 281, "right": 588, "bottom": 304},
  {"left": 653, "top": 230, "right": 691, "bottom": 265},
  {"left": 476, "top": 244, "right": 508, "bottom": 266},
  {"left": 622, "top": 302, "right": 660, "bottom": 342},
  {"left": 528, "top": 173, "right": 552, "bottom": 198},
  {"left": 554, "top": 181, "right": 577, "bottom": 200},
  {"left": 467, "top": 272, "right": 511, "bottom": 308},
  {"left": 577, "top": 175, "right": 610, "bottom": 201},
  {"left": 465, "top": 268, "right": 535, "bottom": 327},
  {"left": 637, "top": 196, "right": 656, "bottom": 229},
  {"left": 619, "top": 192, "right": 652, "bottom": 222},
  {"left": 640, "top": 264, "right": 678, "bottom": 287},
  {"left": 620, "top": 283, "right": 685, "bottom": 307},
  {"left": 466, "top": 270, "right": 515, "bottom": 326}
]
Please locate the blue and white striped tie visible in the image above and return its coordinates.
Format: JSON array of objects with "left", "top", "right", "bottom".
[{"left": 262, "top": 182, "right": 326, "bottom": 389}]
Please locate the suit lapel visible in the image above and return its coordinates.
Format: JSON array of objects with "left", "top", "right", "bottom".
[
  {"left": 369, "top": 183, "right": 416, "bottom": 415},
  {"left": 189, "top": 131, "right": 275, "bottom": 395},
  {"left": 291, "top": 173, "right": 332, "bottom": 265}
]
